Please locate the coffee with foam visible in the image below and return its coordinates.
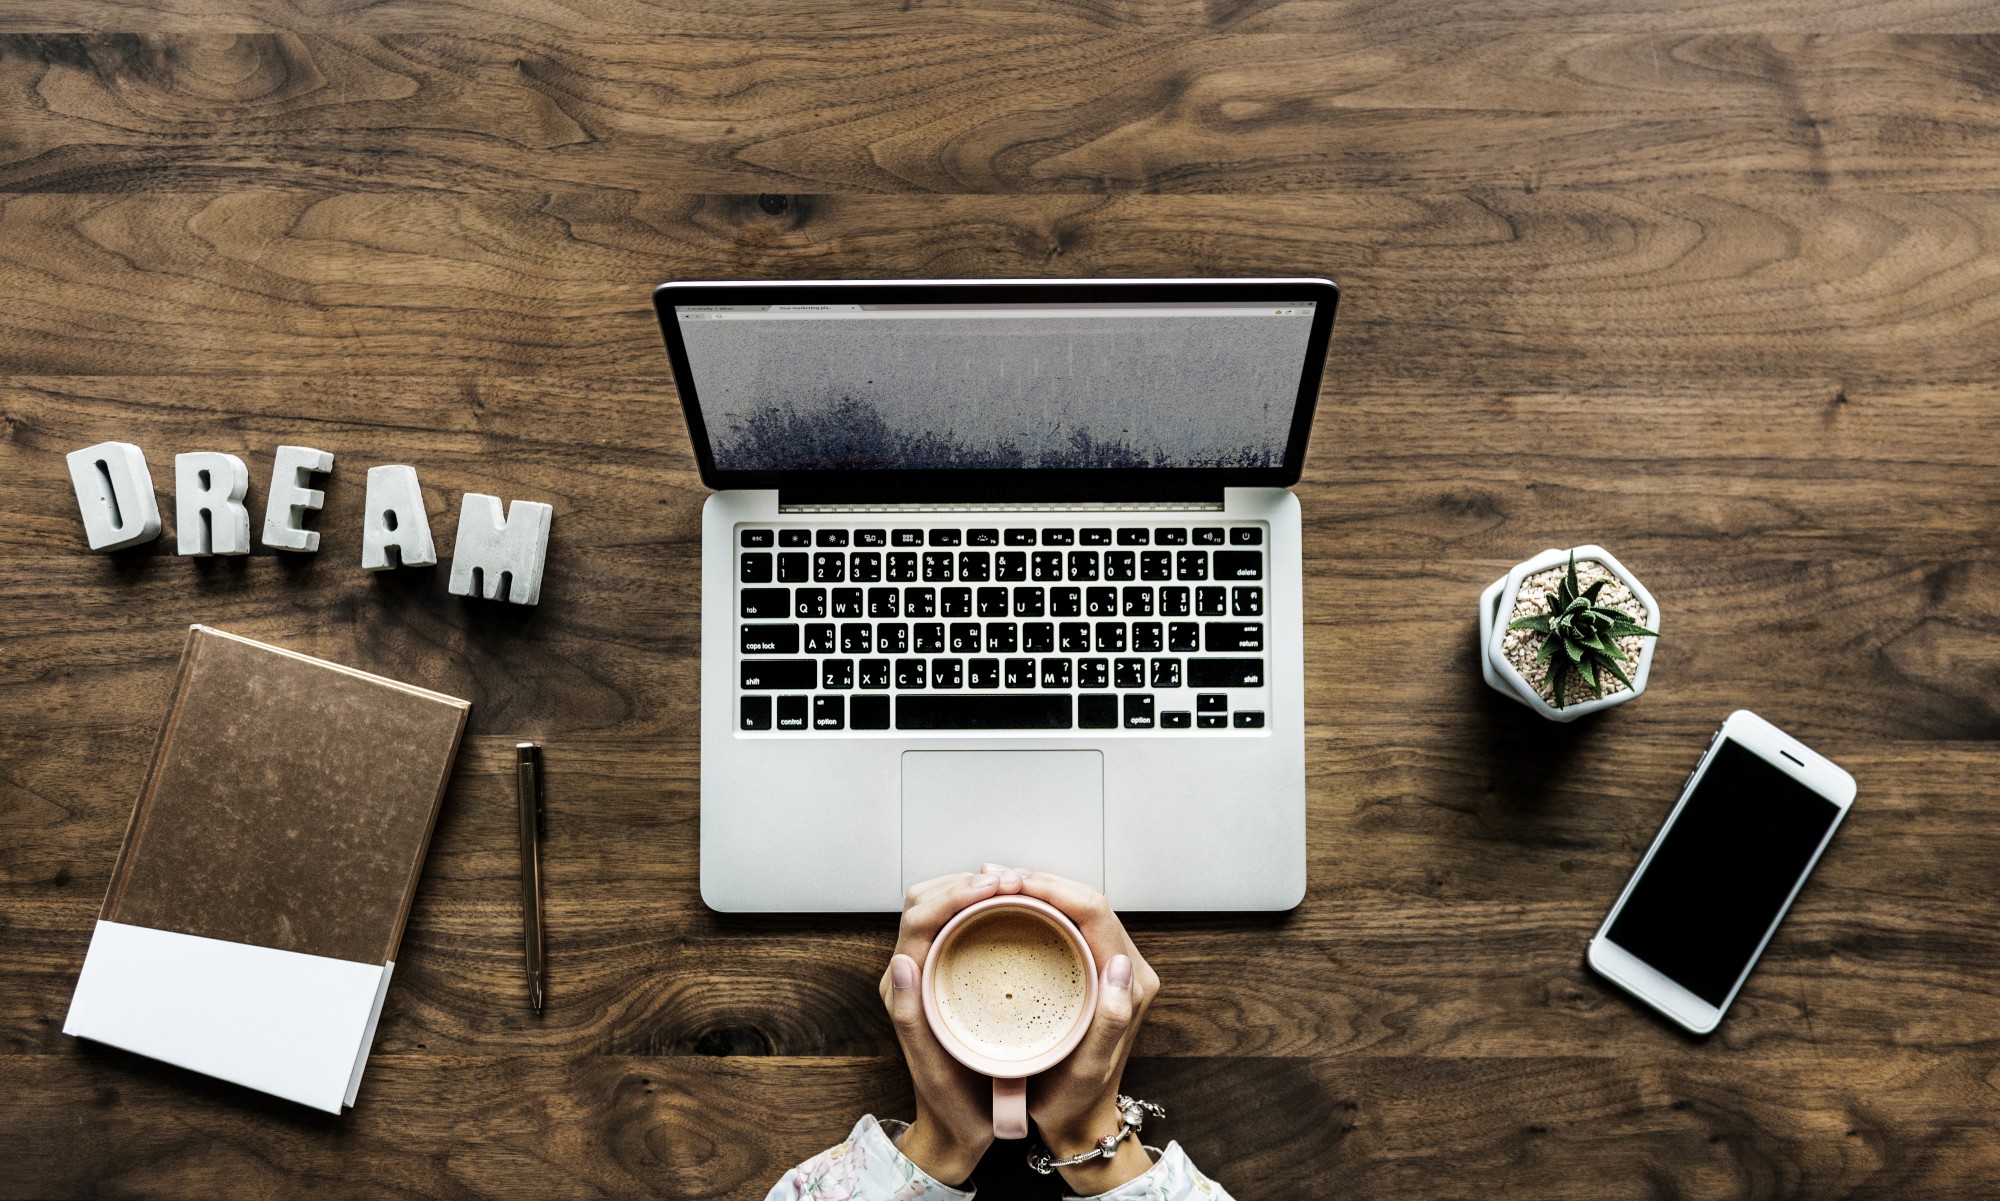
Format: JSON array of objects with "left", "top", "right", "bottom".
[{"left": 932, "top": 908, "right": 1088, "bottom": 1062}]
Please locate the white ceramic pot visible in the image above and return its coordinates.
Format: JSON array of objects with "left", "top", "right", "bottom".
[{"left": 1481, "top": 545, "right": 1659, "bottom": 722}]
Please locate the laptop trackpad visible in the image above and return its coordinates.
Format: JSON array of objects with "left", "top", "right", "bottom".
[{"left": 901, "top": 751, "right": 1105, "bottom": 893}]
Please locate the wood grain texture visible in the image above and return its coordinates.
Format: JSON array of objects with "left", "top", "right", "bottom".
[{"left": 2, "top": 0, "right": 1998, "bottom": 1197}]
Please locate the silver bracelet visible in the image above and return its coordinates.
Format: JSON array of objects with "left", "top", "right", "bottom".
[{"left": 1026, "top": 1096, "right": 1166, "bottom": 1176}]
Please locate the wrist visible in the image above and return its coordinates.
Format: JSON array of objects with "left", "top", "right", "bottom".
[
  {"left": 896, "top": 1114, "right": 986, "bottom": 1186},
  {"left": 1037, "top": 1100, "right": 1152, "bottom": 1194}
]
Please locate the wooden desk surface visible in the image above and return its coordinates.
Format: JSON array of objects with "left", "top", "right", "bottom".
[{"left": 3, "top": 3, "right": 1998, "bottom": 1197}]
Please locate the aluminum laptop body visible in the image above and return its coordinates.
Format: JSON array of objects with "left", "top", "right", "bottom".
[{"left": 654, "top": 278, "right": 1338, "bottom": 911}]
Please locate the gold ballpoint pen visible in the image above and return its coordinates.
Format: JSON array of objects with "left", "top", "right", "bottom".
[{"left": 516, "top": 741, "right": 546, "bottom": 1014}]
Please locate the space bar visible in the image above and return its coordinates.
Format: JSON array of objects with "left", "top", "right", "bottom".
[{"left": 896, "top": 695, "right": 1074, "bottom": 729}]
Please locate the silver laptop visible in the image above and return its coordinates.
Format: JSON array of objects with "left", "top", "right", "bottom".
[{"left": 654, "top": 278, "right": 1338, "bottom": 911}]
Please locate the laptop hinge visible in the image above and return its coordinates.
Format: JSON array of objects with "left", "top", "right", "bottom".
[{"left": 779, "top": 498, "right": 1228, "bottom": 514}]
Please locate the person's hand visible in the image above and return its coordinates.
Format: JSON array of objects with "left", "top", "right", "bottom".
[
  {"left": 983, "top": 864, "right": 1161, "bottom": 1194},
  {"left": 879, "top": 870, "right": 1003, "bottom": 1185}
]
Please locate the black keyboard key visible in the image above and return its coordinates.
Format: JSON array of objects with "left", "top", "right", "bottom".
[
  {"left": 1086, "top": 587, "right": 1117, "bottom": 617},
  {"left": 1176, "top": 551, "right": 1208, "bottom": 581},
  {"left": 1154, "top": 528, "right": 1187, "bottom": 545},
  {"left": 1104, "top": 551, "right": 1136, "bottom": 581},
  {"left": 1194, "top": 528, "right": 1225, "bottom": 545},
  {"left": 1078, "top": 658, "right": 1109, "bottom": 689},
  {"left": 1198, "top": 693, "right": 1227, "bottom": 712},
  {"left": 1051, "top": 587, "right": 1082, "bottom": 617},
  {"left": 1196, "top": 586, "right": 1228, "bottom": 616},
  {"left": 1041, "top": 528, "right": 1075, "bottom": 546},
  {"left": 996, "top": 552, "right": 1027, "bottom": 582},
  {"left": 942, "top": 587, "right": 973, "bottom": 617},
  {"left": 855, "top": 529, "right": 887, "bottom": 547},
  {"left": 968, "top": 658, "right": 1001, "bottom": 688},
  {"left": 1161, "top": 710, "right": 1192, "bottom": 728},
  {"left": 915, "top": 623, "right": 945, "bottom": 654},
  {"left": 816, "top": 529, "right": 849, "bottom": 547},
  {"left": 928, "top": 529, "right": 961, "bottom": 546},
  {"left": 1189, "top": 659, "right": 1265, "bottom": 687},
  {"left": 741, "top": 587, "right": 788, "bottom": 619},
  {"left": 1132, "top": 622, "right": 1163, "bottom": 653},
  {"left": 959, "top": 551, "right": 991, "bottom": 581},
  {"left": 986, "top": 623, "right": 1018, "bottom": 653},
  {"left": 897, "top": 694, "right": 1073, "bottom": 730},
  {"left": 740, "top": 552, "right": 773, "bottom": 583},
  {"left": 1114, "top": 657, "right": 1144, "bottom": 689},
  {"left": 969, "top": 528, "right": 999, "bottom": 546},
  {"left": 780, "top": 530, "right": 812, "bottom": 547},
  {"left": 1123, "top": 693, "right": 1155, "bottom": 728},
  {"left": 851, "top": 694, "right": 891, "bottom": 729},
  {"left": 978, "top": 587, "right": 1009, "bottom": 617},
  {"left": 923, "top": 552, "right": 954, "bottom": 582},
  {"left": 905, "top": 587, "right": 936, "bottom": 617},
  {"left": 1205, "top": 623, "right": 1264, "bottom": 652},
  {"left": 742, "top": 660, "right": 815, "bottom": 690},
  {"left": 1197, "top": 713, "right": 1227, "bottom": 728},
  {"left": 1078, "top": 694, "right": 1118, "bottom": 728},
  {"left": 777, "top": 695, "right": 809, "bottom": 729},
  {"left": 1117, "top": 528, "right": 1149, "bottom": 545},
  {"left": 1095, "top": 622, "right": 1127, "bottom": 653},
  {"left": 893, "top": 529, "right": 924, "bottom": 546},
  {"left": 814, "top": 695, "right": 845, "bottom": 729},
  {"left": 1122, "top": 586, "right": 1153, "bottom": 616},
  {"left": 896, "top": 659, "right": 927, "bottom": 689},
  {"left": 1233, "top": 586, "right": 1263, "bottom": 616},
  {"left": 1150, "top": 658, "right": 1181, "bottom": 688},
  {"left": 1014, "top": 586, "right": 1046, "bottom": 618},
  {"left": 850, "top": 552, "right": 881, "bottom": 582},
  {"left": 876, "top": 623, "right": 909, "bottom": 654},
  {"left": 1068, "top": 551, "right": 1099, "bottom": 581},
  {"left": 823, "top": 659, "right": 853, "bottom": 689},
  {"left": 1004, "top": 658, "right": 1036, "bottom": 688},
  {"left": 950, "top": 622, "right": 981, "bottom": 654},
  {"left": 1234, "top": 710, "right": 1266, "bottom": 728},
  {"left": 932, "top": 658, "right": 964, "bottom": 689},
  {"left": 869, "top": 587, "right": 900, "bottom": 618},
  {"left": 1032, "top": 551, "right": 1064, "bottom": 581},
  {"left": 805, "top": 623, "right": 835, "bottom": 653},
  {"left": 741, "top": 695, "right": 772, "bottom": 729},
  {"left": 1212, "top": 550, "right": 1263, "bottom": 580},
  {"left": 1005, "top": 528, "right": 1038, "bottom": 545},
  {"left": 1060, "top": 622, "right": 1091, "bottom": 653},
  {"left": 1041, "top": 657, "right": 1073, "bottom": 688},
  {"left": 1081, "top": 528, "right": 1112, "bottom": 546},
  {"left": 887, "top": 552, "right": 919, "bottom": 582},
  {"left": 779, "top": 552, "right": 809, "bottom": 583},
  {"left": 741, "top": 529, "right": 773, "bottom": 547},
  {"left": 1168, "top": 622, "right": 1201, "bottom": 652},
  {"left": 741, "top": 624, "right": 799, "bottom": 654},
  {"left": 1231, "top": 527, "right": 1263, "bottom": 545},
  {"left": 1024, "top": 622, "right": 1055, "bottom": 654},
  {"left": 1140, "top": 551, "right": 1171, "bottom": 581},
  {"left": 859, "top": 659, "right": 891, "bottom": 689},
  {"left": 831, "top": 588, "right": 863, "bottom": 618},
  {"left": 841, "top": 623, "right": 872, "bottom": 654},
  {"left": 795, "top": 588, "right": 827, "bottom": 619}
]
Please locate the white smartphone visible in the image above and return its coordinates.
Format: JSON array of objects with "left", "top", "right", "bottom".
[{"left": 1588, "top": 709, "right": 1856, "bottom": 1034}]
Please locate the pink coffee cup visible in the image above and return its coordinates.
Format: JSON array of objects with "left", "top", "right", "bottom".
[{"left": 921, "top": 895, "right": 1099, "bottom": 1140}]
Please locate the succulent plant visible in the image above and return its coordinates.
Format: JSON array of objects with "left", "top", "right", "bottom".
[{"left": 1508, "top": 552, "right": 1658, "bottom": 707}]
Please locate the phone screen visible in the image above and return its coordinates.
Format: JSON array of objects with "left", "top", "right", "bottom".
[{"left": 1606, "top": 739, "right": 1842, "bottom": 1005}]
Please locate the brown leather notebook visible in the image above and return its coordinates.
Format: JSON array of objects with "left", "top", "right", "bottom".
[{"left": 101, "top": 625, "right": 471, "bottom": 965}]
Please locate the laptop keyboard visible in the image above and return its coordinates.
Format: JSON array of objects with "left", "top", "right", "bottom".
[{"left": 735, "top": 521, "right": 1271, "bottom": 733}]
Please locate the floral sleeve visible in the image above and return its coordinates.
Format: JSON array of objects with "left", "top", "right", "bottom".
[
  {"left": 765, "top": 1115, "right": 974, "bottom": 1201},
  {"left": 1062, "top": 1141, "right": 1234, "bottom": 1201}
]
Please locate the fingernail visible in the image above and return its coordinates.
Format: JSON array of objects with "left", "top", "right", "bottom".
[
  {"left": 891, "top": 957, "right": 916, "bottom": 990},
  {"left": 1107, "top": 954, "right": 1133, "bottom": 990},
  {"left": 972, "top": 873, "right": 999, "bottom": 888},
  {"left": 1000, "top": 870, "right": 1024, "bottom": 887}
]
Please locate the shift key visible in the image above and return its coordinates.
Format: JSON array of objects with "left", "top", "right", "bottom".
[
  {"left": 1203, "top": 622, "right": 1263, "bottom": 652},
  {"left": 1188, "top": 658, "right": 1265, "bottom": 687},
  {"left": 741, "top": 660, "right": 817, "bottom": 690}
]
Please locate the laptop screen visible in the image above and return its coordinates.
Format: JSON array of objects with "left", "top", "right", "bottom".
[{"left": 656, "top": 279, "right": 1338, "bottom": 500}]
